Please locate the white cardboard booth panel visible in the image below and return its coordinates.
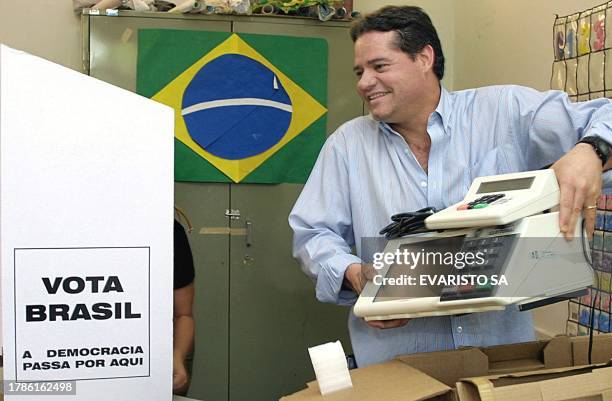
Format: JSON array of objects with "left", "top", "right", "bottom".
[{"left": 0, "top": 45, "right": 174, "bottom": 401}]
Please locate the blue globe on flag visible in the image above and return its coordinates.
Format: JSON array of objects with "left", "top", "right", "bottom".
[{"left": 181, "top": 54, "right": 293, "bottom": 160}]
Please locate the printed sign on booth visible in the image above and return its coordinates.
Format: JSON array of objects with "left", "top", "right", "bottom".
[{"left": 13, "top": 247, "right": 150, "bottom": 381}]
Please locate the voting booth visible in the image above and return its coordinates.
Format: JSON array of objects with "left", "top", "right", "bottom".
[{"left": 0, "top": 45, "right": 174, "bottom": 400}]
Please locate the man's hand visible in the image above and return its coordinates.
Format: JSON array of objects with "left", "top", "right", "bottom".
[
  {"left": 551, "top": 143, "right": 603, "bottom": 239},
  {"left": 343, "top": 263, "right": 373, "bottom": 294},
  {"left": 344, "top": 263, "right": 410, "bottom": 330},
  {"left": 365, "top": 318, "right": 411, "bottom": 329}
]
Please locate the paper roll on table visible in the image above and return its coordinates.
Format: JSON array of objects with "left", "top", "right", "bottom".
[{"left": 308, "top": 341, "right": 353, "bottom": 396}]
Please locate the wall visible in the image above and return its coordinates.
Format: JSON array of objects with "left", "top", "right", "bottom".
[
  {"left": 0, "top": 0, "right": 82, "bottom": 71},
  {"left": 454, "top": 0, "right": 606, "bottom": 90}
]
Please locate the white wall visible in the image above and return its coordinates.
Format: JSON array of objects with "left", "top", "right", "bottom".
[
  {"left": 0, "top": 0, "right": 82, "bottom": 71},
  {"left": 454, "top": 0, "right": 607, "bottom": 90}
]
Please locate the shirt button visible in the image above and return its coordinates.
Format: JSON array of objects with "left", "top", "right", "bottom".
[
  {"left": 404, "top": 148, "right": 410, "bottom": 154},
  {"left": 457, "top": 326, "right": 463, "bottom": 333},
  {"left": 420, "top": 181, "right": 427, "bottom": 188}
]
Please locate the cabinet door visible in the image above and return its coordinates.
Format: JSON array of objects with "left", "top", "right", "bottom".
[
  {"left": 228, "top": 20, "right": 362, "bottom": 401},
  {"left": 174, "top": 182, "right": 230, "bottom": 401}
]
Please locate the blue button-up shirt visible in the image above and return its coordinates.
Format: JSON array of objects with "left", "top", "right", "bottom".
[{"left": 289, "top": 85, "right": 612, "bottom": 367}]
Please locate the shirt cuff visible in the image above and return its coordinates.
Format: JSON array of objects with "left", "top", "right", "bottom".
[
  {"left": 603, "top": 170, "right": 612, "bottom": 189},
  {"left": 586, "top": 132, "right": 612, "bottom": 146},
  {"left": 315, "top": 253, "right": 362, "bottom": 306}
]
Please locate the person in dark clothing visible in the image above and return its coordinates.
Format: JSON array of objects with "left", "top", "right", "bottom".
[{"left": 173, "top": 219, "right": 195, "bottom": 394}]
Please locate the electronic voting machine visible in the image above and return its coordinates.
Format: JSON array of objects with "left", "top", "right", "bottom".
[{"left": 354, "top": 170, "right": 595, "bottom": 320}]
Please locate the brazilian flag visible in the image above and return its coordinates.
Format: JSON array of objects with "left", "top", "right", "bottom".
[{"left": 137, "top": 29, "right": 328, "bottom": 183}]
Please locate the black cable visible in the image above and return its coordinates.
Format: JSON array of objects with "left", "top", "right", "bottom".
[
  {"left": 379, "top": 207, "right": 437, "bottom": 239},
  {"left": 581, "top": 217, "right": 599, "bottom": 365}
]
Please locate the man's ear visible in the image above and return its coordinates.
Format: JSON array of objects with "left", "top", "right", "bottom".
[{"left": 417, "top": 44, "right": 435, "bottom": 73}]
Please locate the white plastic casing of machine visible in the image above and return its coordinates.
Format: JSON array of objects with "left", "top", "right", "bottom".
[
  {"left": 354, "top": 170, "right": 593, "bottom": 321},
  {"left": 424, "top": 170, "right": 560, "bottom": 229},
  {"left": 354, "top": 212, "right": 592, "bottom": 320}
]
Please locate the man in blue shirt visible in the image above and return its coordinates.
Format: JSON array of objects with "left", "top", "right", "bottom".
[{"left": 289, "top": 5, "right": 612, "bottom": 367}]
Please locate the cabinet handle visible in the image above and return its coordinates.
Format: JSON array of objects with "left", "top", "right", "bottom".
[{"left": 246, "top": 220, "right": 253, "bottom": 247}]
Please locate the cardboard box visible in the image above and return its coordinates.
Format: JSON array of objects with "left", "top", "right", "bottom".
[
  {"left": 281, "top": 335, "right": 612, "bottom": 401},
  {"left": 397, "top": 336, "right": 572, "bottom": 387},
  {"left": 456, "top": 363, "right": 612, "bottom": 401},
  {"left": 280, "top": 360, "right": 453, "bottom": 401},
  {"left": 397, "top": 334, "right": 612, "bottom": 386},
  {"left": 571, "top": 334, "right": 612, "bottom": 365}
]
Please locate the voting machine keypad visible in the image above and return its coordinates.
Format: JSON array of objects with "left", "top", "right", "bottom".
[
  {"left": 440, "top": 234, "right": 517, "bottom": 301},
  {"left": 456, "top": 193, "right": 506, "bottom": 211}
]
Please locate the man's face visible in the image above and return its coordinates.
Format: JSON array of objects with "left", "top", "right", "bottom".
[{"left": 353, "top": 30, "right": 429, "bottom": 123}]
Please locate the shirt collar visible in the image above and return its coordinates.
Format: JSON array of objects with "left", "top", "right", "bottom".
[
  {"left": 378, "top": 86, "right": 453, "bottom": 137},
  {"left": 435, "top": 86, "right": 453, "bottom": 134}
]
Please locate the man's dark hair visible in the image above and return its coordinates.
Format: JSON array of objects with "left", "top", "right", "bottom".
[{"left": 350, "top": 6, "right": 445, "bottom": 80}]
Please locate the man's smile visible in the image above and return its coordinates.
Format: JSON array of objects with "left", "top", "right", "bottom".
[{"left": 367, "top": 91, "right": 391, "bottom": 101}]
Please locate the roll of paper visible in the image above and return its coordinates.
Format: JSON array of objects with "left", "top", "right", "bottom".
[
  {"left": 92, "top": 0, "right": 122, "bottom": 10},
  {"left": 317, "top": 4, "right": 335, "bottom": 21},
  {"left": 187, "top": 1, "right": 204, "bottom": 13},
  {"left": 260, "top": 4, "right": 275, "bottom": 14},
  {"left": 168, "top": 0, "right": 199, "bottom": 13},
  {"left": 307, "top": 341, "right": 353, "bottom": 396},
  {"left": 334, "top": 7, "right": 347, "bottom": 18},
  {"left": 73, "top": 0, "right": 98, "bottom": 12},
  {"left": 126, "top": 0, "right": 153, "bottom": 11}
]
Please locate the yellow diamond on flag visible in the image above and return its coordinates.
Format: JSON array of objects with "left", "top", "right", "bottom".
[{"left": 152, "top": 33, "right": 327, "bottom": 183}]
